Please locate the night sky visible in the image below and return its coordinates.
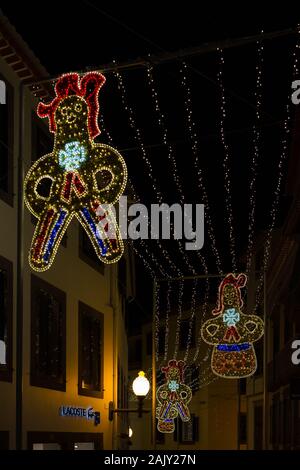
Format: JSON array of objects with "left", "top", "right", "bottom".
[{"left": 1, "top": 4, "right": 299, "bottom": 326}]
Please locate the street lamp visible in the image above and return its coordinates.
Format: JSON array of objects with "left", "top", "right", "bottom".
[{"left": 109, "top": 371, "right": 150, "bottom": 421}]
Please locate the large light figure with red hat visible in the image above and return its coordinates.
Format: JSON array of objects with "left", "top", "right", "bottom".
[
  {"left": 156, "top": 359, "right": 192, "bottom": 434},
  {"left": 24, "top": 72, "right": 127, "bottom": 271},
  {"left": 201, "top": 273, "right": 264, "bottom": 378}
]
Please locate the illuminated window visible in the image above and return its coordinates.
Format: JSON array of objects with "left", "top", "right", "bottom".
[
  {"left": 78, "top": 302, "right": 103, "bottom": 398},
  {"left": 31, "top": 275, "right": 66, "bottom": 390}
]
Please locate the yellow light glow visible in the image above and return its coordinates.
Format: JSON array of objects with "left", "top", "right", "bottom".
[{"left": 132, "top": 371, "right": 150, "bottom": 397}]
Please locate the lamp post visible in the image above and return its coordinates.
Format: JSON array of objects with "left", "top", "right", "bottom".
[{"left": 109, "top": 371, "right": 150, "bottom": 421}]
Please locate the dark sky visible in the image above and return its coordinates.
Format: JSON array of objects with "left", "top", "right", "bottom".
[
  {"left": 1, "top": 3, "right": 299, "bottom": 325},
  {"left": 0, "top": 3, "right": 297, "bottom": 75}
]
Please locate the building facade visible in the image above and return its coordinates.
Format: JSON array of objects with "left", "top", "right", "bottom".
[{"left": 0, "top": 14, "right": 132, "bottom": 450}]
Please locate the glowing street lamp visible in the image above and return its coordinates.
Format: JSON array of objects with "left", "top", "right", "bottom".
[{"left": 109, "top": 371, "right": 150, "bottom": 420}]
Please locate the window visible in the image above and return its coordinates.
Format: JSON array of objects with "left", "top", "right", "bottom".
[
  {"left": 31, "top": 275, "right": 66, "bottom": 391},
  {"left": 174, "top": 414, "right": 199, "bottom": 444},
  {"left": 0, "top": 255, "right": 12, "bottom": 382},
  {"left": 79, "top": 226, "right": 104, "bottom": 274},
  {"left": 0, "top": 76, "right": 13, "bottom": 205},
  {"left": 179, "top": 318, "right": 196, "bottom": 350},
  {"left": 78, "top": 302, "right": 103, "bottom": 398}
]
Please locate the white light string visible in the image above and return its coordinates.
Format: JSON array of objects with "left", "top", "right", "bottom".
[
  {"left": 163, "top": 280, "right": 171, "bottom": 362},
  {"left": 114, "top": 69, "right": 163, "bottom": 205},
  {"left": 114, "top": 68, "right": 201, "bottom": 366},
  {"left": 193, "top": 276, "right": 210, "bottom": 363},
  {"left": 246, "top": 36, "right": 264, "bottom": 276},
  {"left": 254, "top": 30, "right": 299, "bottom": 310},
  {"left": 145, "top": 66, "right": 212, "bottom": 363},
  {"left": 180, "top": 62, "right": 223, "bottom": 275},
  {"left": 184, "top": 278, "right": 197, "bottom": 363},
  {"left": 217, "top": 49, "right": 237, "bottom": 273},
  {"left": 155, "top": 280, "right": 160, "bottom": 363},
  {"left": 146, "top": 65, "right": 185, "bottom": 204},
  {"left": 255, "top": 106, "right": 291, "bottom": 309},
  {"left": 173, "top": 279, "right": 184, "bottom": 359},
  {"left": 99, "top": 114, "right": 180, "bottom": 278}
]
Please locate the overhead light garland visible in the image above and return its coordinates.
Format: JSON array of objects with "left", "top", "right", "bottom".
[
  {"left": 24, "top": 72, "right": 127, "bottom": 271},
  {"left": 155, "top": 280, "right": 161, "bottom": 363},
  {"left": 163, "top": 280, "right": 172, "bottom": 362},
  {"left": 99, "top": 113, "right": 180, "bottom": 278},
  {"left": 201, "top": 273, "right": 264, "bottom": 378},
  {"left": 254, "top": 30, "right": 299, "bottom": 310},
  {"left": 183, "top": 278, "right": 197, "bottom": 363},
  {"left": 173, "top": 280, "right": 184, "bottom": 360},
  {"left": 193, "top": 276, "right": 210, "bottom": 363},
  {"left": 180, "top": 62, "right": 222, "bottom": 275},
  {"left": 217, "top": 50, "right": 237, "bottom": 273},
  {"left": 114, "top": 69, "right": 163, "bottom": 204},
  {"left": 106, "top": 76, "right": 183, "bottom": 277},
  {"left": 156, "top": 360, "right": 192, "bottom": 433},
  {"left": 246, "top": 36, "right": 264, "bottom": 276},
  {"left": 145, "top": 65, "right": 206, "bottom": 276}
]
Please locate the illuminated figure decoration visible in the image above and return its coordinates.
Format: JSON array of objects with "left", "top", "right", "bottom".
[
  {"left": 156, "top": 360, "right": 192, "bottom": 433},
  {"left": 24, "top": 72, "right": 127, "bottom": 271},
  {"left": 201, "top": 273, "right": 264, "bottom": 378}
]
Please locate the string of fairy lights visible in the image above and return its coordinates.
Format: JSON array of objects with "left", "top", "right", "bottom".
[
  {"left": 163, "top": 280, "right": 171, "bottom": 362},
  {"left": 113, "top": 67, "right": 205, "bottom": 364},
  {"left": 172, "top": 280, "right": 184, "bottom": 360},
  {"left": 146, "top": 65, "right": 185, "bottom": 205},
  {"left": 113, "top": 69, "right": 163, "bottom": 205},
  {"left": 108, "top": 37, "right": 297, "bottom": 385},
  {"left": 179, "top": 62, "right": 223, "bottom": 275},
  {"left": 216, "top": 49, "right": 237, "bottom": 273},
  {"left": 255, "top": 104, "right": 291, "bottom": 310},
  {"left": 99, "top": 113, "right": 180, "bottom": 279},
  {"left": 184, "top": 278, "right": 197, "bottom": 363},
  {"left": 246, "top": 35, "right": 264, "bottom": 277},
  {"left": 28, "top": 34, "right": 298, "bottom": 394},
  {"left": 100, "top": 92, "right": 193, "bottom": 369},
  {"left": 145, "top": 64, "right": 213, "bottom": 364},
  {"left": 254, "top": 28, "right": 300, "bottom": 311},
  {"left": 193, "top": 276, "right": 210, "bottom": 363}
]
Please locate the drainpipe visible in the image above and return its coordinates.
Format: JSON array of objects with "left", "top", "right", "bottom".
[{"left": 16, "top": 81, "right": 25, "bottom": 450}]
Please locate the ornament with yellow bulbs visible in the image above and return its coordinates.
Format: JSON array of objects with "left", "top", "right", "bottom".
[
  {"left": 24, "top": 72, "right": 127, "bottom": 271},
  {"left": 201, "top": 273, "right": 264, "bottom": 378}
]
